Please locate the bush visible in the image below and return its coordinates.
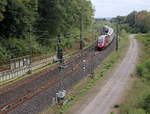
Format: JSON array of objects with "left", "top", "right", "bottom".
[
  {"left": 128, "top": 108, "right": 146, "bottom": 114},
  {"left": 137, "top": 60, "right": 150, "bottom": 78},
  {"left": 142, "top": 95, "right": 150, "bottom": 113},
  {"left": 119, "top": 24, "right": 133, "bottom": 33},
  {"left": 114, "top": 104, "right": 120, "bottom": 108},
  {"left": 137, "top": 64, "right": 146, "bottom": 77},
  {"left": 0, "top": 44, "right": 9, "bottom": 64},
  {"left": 119, "top": 29, "right": 127, "bottom": 37},
  {"left": 145, "top": 60, "right": 150, "bottom": 72},
  {"left": 1, "top": 38, "right": 29, "bottom": 57}
]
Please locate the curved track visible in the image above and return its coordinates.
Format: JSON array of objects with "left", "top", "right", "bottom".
[
  {"left": 0, "top": 38, "right": 116, "bottom": 114},
  {"left": 77, "top": 35, "right": 139, "bottom": 114}
]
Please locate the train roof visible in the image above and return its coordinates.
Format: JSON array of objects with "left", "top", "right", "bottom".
[{"left": 98, "top": 35, "right": 107, "bottom": 39}]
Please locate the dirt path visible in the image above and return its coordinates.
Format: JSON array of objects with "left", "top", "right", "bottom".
[{"left": 73, "top": 35, "right": 139, "bottom": 114}]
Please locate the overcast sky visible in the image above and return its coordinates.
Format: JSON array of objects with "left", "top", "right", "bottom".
[{"left": 91, "top": 0, "right": 150, "bottom": 18}]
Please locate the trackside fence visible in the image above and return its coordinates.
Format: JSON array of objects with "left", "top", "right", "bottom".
[{"left": 0, "top": 56, "right": 54, "bottom": 81}]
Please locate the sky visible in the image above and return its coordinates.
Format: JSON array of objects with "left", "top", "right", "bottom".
[{"left": 91, "top": 0, "right": 150, "bottom": 18}]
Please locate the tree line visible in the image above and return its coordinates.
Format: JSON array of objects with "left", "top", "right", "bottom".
[
  {"left": 113, "top": 10, "right": 150, "bottom": 33},
  {"left": 0, "top": 0, "right": 94, "bottom": 64}
]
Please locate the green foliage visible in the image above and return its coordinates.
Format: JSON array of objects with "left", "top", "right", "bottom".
[
  {"left": 126, "top": 11, "right": 137, "bottom": 27},
  {"left": 0, "top": 0, "right": 7, "bottom": 21},
  {"left": 0, "top": 0, "right": 36, "bottom": 38},
  {"left": 110, "top": 112, "right": 115, "bottom": 114},
  {"left": 0, "top": 35, "right": 53, "bottom": 62},
  {"left": 136, "top": 35, "right": 150, "bottom": 80},
  {"left": 128, "top": 109, "right": 146, "bottom": 114},
  {"left": 113, "top": 10, "right": 150, "bottom": 33},
  {"left": 142, "top": 95, "right": 150, "bottom": 113},
  {"left": 0, "top": 44, "right": 9, "bottom": 64},
  {"left": 119, "top": 24, "right": 134, "bottom": 33},
  {"left": 37, "top": 0, "right": 93, "bottom": 36},
  {"left": 1, "top": 38, "right": 29, "bottom": 58},
  {"left": 137, "top": 64, "right": 147, "bottom": 77},
  {"left": 0, "top": 0, "right": 94, "bottom": 62},
  {"left": 119, "top": 29, "right": 128, "bottom": 37}
]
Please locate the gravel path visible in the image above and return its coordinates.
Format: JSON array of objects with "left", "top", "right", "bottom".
[{"left": 76, "top": 35, "right": 139, "bottom": 114}]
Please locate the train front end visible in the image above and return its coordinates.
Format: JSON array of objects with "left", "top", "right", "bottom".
[{"left": 97, "top": 35, "right": 106, "bottom": 50}]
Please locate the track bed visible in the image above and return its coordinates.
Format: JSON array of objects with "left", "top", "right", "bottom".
[{"left": 0, "top": 39, "right": 116, "bottom": 114}]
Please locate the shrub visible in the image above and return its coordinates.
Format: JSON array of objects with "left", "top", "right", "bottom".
[
  {"left": 114, "top": 104, "right": 120, "bottom": 108},
  {"left": 142, "top": 95, "right": 150, "bottom": 113},
  {"left": 129, "top": 108, "right": 146, "bottom": 114},
  {"left": 137, "top": 64, "right": 146, "bottom": 77},
  {"left": 145, "top": 60, "right": 150, "bottom": 72},
  {"left": 0, "top": 44, "right": 9, "bottom": 64}
]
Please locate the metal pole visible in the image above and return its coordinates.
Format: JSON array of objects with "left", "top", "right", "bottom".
[
  {"left": 58, "top": 64, "right": 64, "bottom": 91},
  {"left": 134, "top": 12, "right": 137, "bottom": 30},
  {"left": 57, "top": 34, "right": 63, "bottom": 63},
  {"left": 57, "top": 33, "right": 64, "bottom": 90},
  {"left": 90, "top": 20, "right": 95, "bottom": 78},
  {"left": 80, "top": 0, "right": 83, "bottom": 50},
  {"left": 116, "top": 23, "right": 119, "bottom": 51},
  {"left": 28, "top": 24, "right": 32, "bottom": 74}
]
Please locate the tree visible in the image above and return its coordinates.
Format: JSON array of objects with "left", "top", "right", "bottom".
[
  {"left": 0, "top": 0, "right": 36, "bottom": 38},
  {"left": 126, "top": 11, "right": 137, "bottom": 27},
  {"left": 0, "top": 0, "right": 7, "bottom": 21},
  {"left": 135, "top": 11, "right": 150, "bottom": 33},
  {"left": 37, "top": 0, "right": 94, "bottom": 37}
]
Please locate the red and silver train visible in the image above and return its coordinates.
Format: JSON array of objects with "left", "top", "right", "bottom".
[{"left": 96, "top": 26, "right": 114, "bottom": 50}]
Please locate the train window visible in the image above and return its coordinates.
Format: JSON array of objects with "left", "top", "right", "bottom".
[{"left": 98, "top": 39, "right": 103, "bottom": 43}]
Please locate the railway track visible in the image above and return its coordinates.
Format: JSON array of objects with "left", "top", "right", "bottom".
[
  {"left": 0, "top": 52, "right": 96, "bottom": 114},
  {"left": 0, "top": 39, "right": 116, "bottom": 114},
  {"left": 0, "top": 45, "right": 94, "bottom": 113}
]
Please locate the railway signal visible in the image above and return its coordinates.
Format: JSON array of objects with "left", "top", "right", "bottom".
[
  {"left": 56, "top": 33, "right": 66, "bottom": 104},
  {"left": 56, "top": 34, "right": 64, "bottom": 63}
]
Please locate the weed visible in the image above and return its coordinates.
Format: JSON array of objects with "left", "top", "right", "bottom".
[{"left": 114, "top": 104, "right": 120, "bottom": 108}]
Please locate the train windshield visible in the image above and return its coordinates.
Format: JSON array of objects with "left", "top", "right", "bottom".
[{"left": 98, "top": 39, "right": 103, "bottom": 43}]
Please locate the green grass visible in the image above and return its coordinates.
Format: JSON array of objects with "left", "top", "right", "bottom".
[
  {"left": 40, "top": 31, "right": 129, "bottom": 114},
  {"left": 119, "top": 33, "right": 150, "bottom": 114}
]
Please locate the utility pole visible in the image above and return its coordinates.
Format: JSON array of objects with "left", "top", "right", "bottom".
[
  {"left": 90, "top": 20, "right": 96, "bottom": 78},
  {"left": 57, "top": 34, "right": 63, "bottom": 64},
  {"left": 28, "top": 23, "right": 32, "bottom": 74},
  {"left": 134, "top": 12, "right": 137, "bottom": 29},
  {"left": 116, "top": 22, "right": 119, "bottom": 51},
  {"left": 80, "top": 0, "right": 83, "bottom": 50}
]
